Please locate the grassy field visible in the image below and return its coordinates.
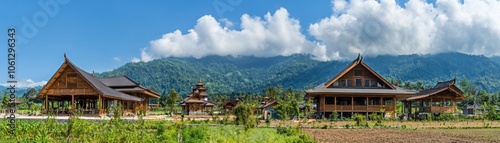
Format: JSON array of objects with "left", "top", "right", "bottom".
[{"left": 0, "top": 117, "right": 313, "bottom": 143}]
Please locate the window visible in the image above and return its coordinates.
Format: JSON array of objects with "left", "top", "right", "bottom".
[
  {"left": 353, "top": 97, "right": 366, "bottom": 105},
  {"left": 369, "top": 97, "right": 381, "bottom": 105},
  {"left": 371, "top": 80, "right": 377, "bottom": 87},
  {"left": 364, "top": 80, "right": 370, "bottom": 87},
  {"left": 333, "top": 81, "right": 339, "bottom": 87},
  {"left": 347, "top": 80, "right": 352, "bottom": 87},
  {"left": 355, "top": 79, "right": 362, "bottom": 87},
  {"left": 325, "top": 97, "right": 335, "bottom": 105},
  {"left": 383, "top": 98, "right": 393, "bottom": 105},
  {"left": 336, "top": 97, "right": 351, "bottom": 105},
  {"left": 377, "top": 81, "right": 384, "bottom": 87},
  {"left": 354, "top": 70, "right": 362, "bottom": 76},
  {"left": 341, "top": 80, "right": 346, "bottom": 87}
]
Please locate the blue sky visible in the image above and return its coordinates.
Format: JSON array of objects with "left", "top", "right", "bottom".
[{"left": 0, "top": 0, "right": 498, "bottom": 87}]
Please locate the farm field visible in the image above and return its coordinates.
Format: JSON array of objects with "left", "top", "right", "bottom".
[
  {"left": 303, "top": 128, "right": 500, "bottom": 143},
  {"left": 267, "top": 120, "right": 500, "bottom": 129}
]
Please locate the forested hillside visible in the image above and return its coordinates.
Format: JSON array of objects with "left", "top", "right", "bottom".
[{"left": 97, "top": 52, "right": 500, "bottom": 96}]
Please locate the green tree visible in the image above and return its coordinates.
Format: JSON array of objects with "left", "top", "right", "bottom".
[
  {"left": 233, "top": 102, "right": 256, "bottom": 130},
  {"left": 159, "top": 91, "right": 168, "bottom": 107},
  {"left": 2, "top": 92, "right": 9, "bottom": 110},
  {"left": 166, "top": 89, "right": 180, "bottom": 116}
]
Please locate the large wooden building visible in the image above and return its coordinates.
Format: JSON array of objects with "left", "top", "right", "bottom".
[
  {"left": 36, "top": 54, "right": 160, "bottom": 116},
  {"left": 306, "top": 55, "right": 415, "bottom": 119},
  {"left": 180, "top": 79, "right": 215, "bottom": 115}
]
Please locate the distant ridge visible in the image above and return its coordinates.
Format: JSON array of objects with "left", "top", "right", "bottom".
[{"left": 97, "top": 52, "right": 500, "bottom": 95}]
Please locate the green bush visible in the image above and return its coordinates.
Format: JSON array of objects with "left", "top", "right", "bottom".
[
  {"left": 352, "top": 113, "right": 366, "bottom": 126},
  {"left": 435, "top": 113, "right": 456, "bottom": 121}
]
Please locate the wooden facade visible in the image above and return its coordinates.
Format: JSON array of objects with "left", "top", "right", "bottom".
[
  {"left": 401, "top": 79, "right": 465, "bottom": 119},
  {"left": 306, "top": 55, "right": 415, "bottom": 119},
  {"left": 180, "top": 79, "right": 215, "bottom": 115},
  {"left": 36, "top": 54, "right": 160, "bottom": 116},
  {"left": 221, "top": 99, "right": 239, "bottom": 113}
]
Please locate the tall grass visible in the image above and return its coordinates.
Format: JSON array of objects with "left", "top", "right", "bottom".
[{"left": 0, "top": 118, "right": 314, "bottom": 142}]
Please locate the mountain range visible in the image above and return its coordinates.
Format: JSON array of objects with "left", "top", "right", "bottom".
[{"left": 96, "top": 52, "right": 500, "bottom": 96}]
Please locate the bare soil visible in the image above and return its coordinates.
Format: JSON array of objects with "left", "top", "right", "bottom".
[
  {"left": 303, "top": 128, "right": 500, "bottom": 143},
  {"left": 268, "top": 120, "right": 500, "bottom": 128}
]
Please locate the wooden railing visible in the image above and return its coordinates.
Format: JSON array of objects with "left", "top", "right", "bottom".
[
  {"left": 424, "top": 106, "right": 455, "bottom": 113},
  {"left": 321, "top": 105, "right": 396, "bottom": 112},
  {"left": 353, "top": 105, "right": 366, "bottom": 111},
  {"left": 47, "top": 89, "right": 97, "bottom": 95}
]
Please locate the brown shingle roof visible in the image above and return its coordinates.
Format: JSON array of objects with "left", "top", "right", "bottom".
[
  {"left": 404, "top": 79, "right": 465, "bottom": 101},
  {"left": 66, "top": 58, "right": 142, "bottom": 102},
  {"left": 99, "top": 76, "right": 161, "bottom": 98}
]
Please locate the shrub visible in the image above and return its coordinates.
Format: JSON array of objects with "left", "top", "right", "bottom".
[
  {"left": 276, "top": 126, "right": 298, "bottom": 136},
  {"left": 352, "top": 113, "right": 366, "bottom": 126},
  {"left": 435, "top": 113, "right": 456, "bottom": 121},
  {"left": 329, "top": 111, "right": 339, "bottom": 122}
]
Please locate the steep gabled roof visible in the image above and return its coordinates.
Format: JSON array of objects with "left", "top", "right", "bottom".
[
  {"left": 323, "top": 54, "right": 396, "bottom": 89},
  {"left": 99, "top": 76, "right": 161, "bottom": 98},
  {"left": 404, "top": 78, "right": 465, "bottom": 101},
  {"left": 37, "top": 54, "right": 142, "bottom": 101}
]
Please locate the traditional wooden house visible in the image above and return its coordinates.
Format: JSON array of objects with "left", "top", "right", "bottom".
[
  {"left": 463, "top": 104, "right": 483, "bottom": 116},
  {"left": 305, "top": 55, "right": 415, "bottom": 119},
  {"left": 36, "top": 54, "right": 160, "bottom": 116},
  {"left": 221, "top": 98, "right": 239, "bottom": 113},
  {"left": 259, "top": 97, "right": 278, "bottom": 120},
  {"left": 400, "top": 79, "right": 466, "bottom": 119},
  {"left": 179, "top": 79, "right": 215, "bottom": 115}
]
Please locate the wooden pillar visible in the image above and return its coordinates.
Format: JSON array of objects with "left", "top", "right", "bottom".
[
  {"left": 379, "top": 97, "right": 382, "bottom": 108},
  {"left": 366, "top": 96, "right": 369, "bottom": 111},
  {"left": 407, "top": 101, "right": 412, "bottom": 121},
  {"left": 393, "top": 96, "right": 396, "bottom": 118},
  {"left": 351, "top": 96, "right": 354, "bottom": 110},
  {"left": 71, "top": 95, "right": 75, "bottom": 108},
  {"left": 334, "top": 96, "right": 337, "bottom": 111},
  {"left": 45, "top": 95, "right": 49, "bottom": 114},
  {"left": 98, "top": 95, "right": 102, "bottom": 115},
  {"left": 322, "top": 95, "right": 325, "bottom": 112},
  {"left": 430, "top": 97, "right": 433, "bottom": 113}
]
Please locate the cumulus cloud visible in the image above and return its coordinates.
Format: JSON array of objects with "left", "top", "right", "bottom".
[
  {"left": 138, "top": 0, "right": 500, "bottom": 61},
  {"left": 139, "top": 8, "right": 330, "bottom": 62},
  {"left": 309, "top": 0, "right": 500, "bottom": 59},
  {"left": 1, "top": 79, "right": 47, "bottom": 88}
]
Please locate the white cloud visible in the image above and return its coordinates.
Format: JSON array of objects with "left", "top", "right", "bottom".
[
  {"left": 1, "top": 79, "right": 47, "bottom": 88},
  {"left": 309, "top": 0, "right": 500, "bottom": 59},
  {"left": 137, "top": 0, "right": 500, "bottom": 61},
  {"left": 113, "top": 57, "right": 121, "bottom": 62},
  {"left": 139, "top": 8, "right": 331, "bottom": 61},
  {"left": 219, "top": 18, "right": 233, "bottom": 28},
  {"left": 131, "top": 57, "right": 141, "bottom": 63}
]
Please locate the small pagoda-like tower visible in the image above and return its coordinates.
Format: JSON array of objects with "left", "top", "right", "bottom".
[{"left": 180, "top": 79, "right": 215, "bottom": 115}]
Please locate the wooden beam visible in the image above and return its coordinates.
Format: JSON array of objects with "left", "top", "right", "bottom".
[
  {"left": 45, "top": 95, "right": 49, "bottom": 114},
  {"left": 334, "top": 96, "right": 337, "bottom": 111},
  {"left": 351, "top": 96, "right": 354, "bottom": 111}
]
